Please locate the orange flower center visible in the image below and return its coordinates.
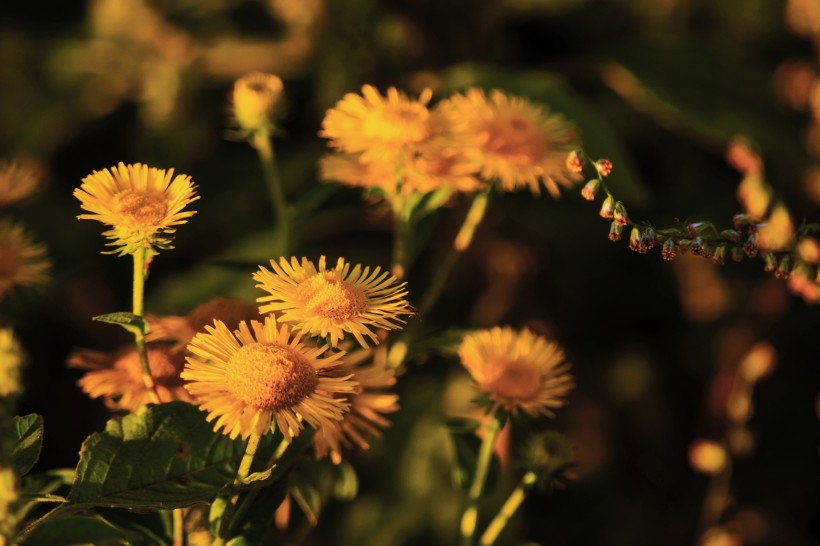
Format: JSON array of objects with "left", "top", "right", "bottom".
[
  {"left": 481, "top": 114, "right": 545, "bottom": 165},
  {"left": 489, "top": 360, "right": 540, "bottom": 402},
  {"left": 117, "top": 347, "right": 185, "bottom": 387},
  {"left": 112, "top": 190, "right": 168, "bottom": 226},
  {"left": 224, "top": 342, "right": 317, "bottom": 411},
  {"left": 297, "top": 273, "right": 368, "bottom": 321},
  {"left": 0, "top": 241, "right": 21, "bottom": 277}
]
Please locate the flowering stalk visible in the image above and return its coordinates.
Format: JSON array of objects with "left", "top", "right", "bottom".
[
  {"left": 479, "top": 471, "right": 537, "bottom": 546},
  {"left": 460, "top": 412, "right": 502, "bottom": 546},
  {"left": 214, "top": 424, "right": 263, "bottom": 545},
  {"left": 131, "top": 248, "right": 161, "bottom": 405},
  {"left": 251, "top": 130, "right": 291, "bottom": 254}
]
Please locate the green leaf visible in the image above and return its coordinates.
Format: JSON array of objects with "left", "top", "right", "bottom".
[
  {"left": 93, "top": 312, "right": 147, "bottom": 335},
  {"left": 437, "top": 64, "right": 650, "bottom": 205},
  {"left": 331, "top": 460, "right": 359, "bottom": 502},
  {"left": 11, "top": 414, "right": 44, "bottom": 476},
  {"left": 20, "top": 515, "right": 141, "bottom": 546},
  {"left": 67, "top": 402, "right": 246, "bottom": 510}
]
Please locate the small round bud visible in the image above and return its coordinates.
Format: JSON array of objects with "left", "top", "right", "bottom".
[
  {"left": 691, "top": 237, "right": 706, "bottom": 257},
  {"left": 688, "top": 439, "right": 728, "bottom": 475},
  {"left": 566, "top": 150, "right": 584, "bottom": 174},
  {"left": 720, "top": 229, "right": 742, "bottom": 242},
  {"left": 629, "top": 227, "right": 642, "bottom": 252},
  {"left": 596, "top": 159, "right": 613, "bottom": 177},
  {"left": 581, "top": 179, "right": 600, "bottom": 201},
  {"left": 774, "top": 255, "right": 792, "bottom": 280},
  {"left": 761, "top": 252, "right": 777, "bottom": 272},
  {"left": 711, "top": 246, "right": 726, "bottom": 265},
  {"left": 640, "top": 227, "right": 656, "bottom": 251},
  {"left": 608, "top": 221, "right": 623, "bottom": 242},
  {"left": 613, "top": 202, "right": 628, "bottom": 226},
  {"left": 743, "top": 233, "right": 758, "bottom": 258},
  {"left": 232, "top": 72, "right": 284, "bottom": 134},
  {"left": 662, "top": 238, "right": 677, "bottom": 260},
  {"left": 599, "top": 195, "right": 615, "bottom": 219}
]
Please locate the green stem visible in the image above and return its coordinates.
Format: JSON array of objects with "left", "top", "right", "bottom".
[
  {"left": 132, "top": 248, "right": 160, "bottom": 404},
  {"left": 251, "top": 130, "right": 291, "bottom": 254},
  {"left": 460, "top": 413, "right": 502, "bottom": 546},
  {"left": 479, "top": 472, "right": 537, "bottom": 546},
  {"left": 172, "top": 508, "right": 185, "bottom": 546},
  {"left": 419, "top": 188, "right": 490, "bottom": 317}
]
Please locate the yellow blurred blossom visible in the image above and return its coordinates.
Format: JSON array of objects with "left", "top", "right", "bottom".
[
  {"left": 756, "top": 204, "right": 794, "bottom": 251},
  {"left": 232, "top": 72, "right": 284, "bottom": 134},
  {"left": 0, "top": 161, "right": 40, "bottom": 207},
  {"left": 0, "top": 329, "right": 24, "bottom": 398},
  {"left": 688, "top": 439, "right": 728, "bottom": 475}
]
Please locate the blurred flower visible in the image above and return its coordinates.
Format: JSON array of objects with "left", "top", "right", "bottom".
[
  {"left": 0, "top": 329, "right": 24, "bottom": 399},
  {"left": 0, "top": 160, "right": 40, "bottom": 207},
  {"left": 231, "top": 72, "right": 284, "bottom": 135},
  {"left": 320, "top": 85, "right": 435, "bottom": 164},
  {"left": 436, "top": 88, "right": 578, "bottom": 196},
  {"left": 147, "top": 297, "right": 260, "bottom": 351},
  {"left": 254, "top": 256, "right": 413, "bottom": 348},
  {"left": 69, "top": 344, "right": 193, "bottom": 412},
  {"left": 0, "top": 220, "right": 51, "bottom": 300},
  {"left": 458, "top": 326, "right": 574, "bottom": 416},
  {"left": 75, "top": 162, "right": 198, "bottom": 255},
  {"left": 736, "top": 173, "right": 770, "bottom": 220},
  {"left": 756, "top": 205, "right": 794, "bottom": 251},
  {"left": 404, "top": 144, "right": 483, "bottom": 195},
  {"left": 0, "top": 466, "right": 18, "bottom": 541},
  {"left": 182, "top": 316, "right": 356, "bottom": 441},
  {"left": 319, "top": 153, "right": 402, "bottom": 194},
  {"left": 698, "top": 526, "right": 741, "bottom": 546},
  {"left": 519, "top": 430, "right": 575, "bottom": 491},
  {"left": 796, "top": 237, "right": 820, "bottom": 263},
  {"left": 313, "top": 348, "right": 399, "bottom": 464},
  {"left": 688, "top": 439, "right": 728, "bottom": 475}
]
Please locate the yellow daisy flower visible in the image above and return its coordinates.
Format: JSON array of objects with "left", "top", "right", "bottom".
[
  {"left": 404, "top": 143, "right": 482, "bottom": 195},
  {"left": 74, "top": 162, "right": 198, "bottom": 255},
  {"left": 0, "top": 220, "right": 51, "bottom": 300},
  {"left": 436, "top": 89, "right": 579, "bottom": 196},
  {"left": 0, "top": 160, "right": 40, "bottom": 207},
  {"left": 458, "top": 326, "right": 574, "bottom": 416},
  {"left": 318, "top": 153, "right": 395, "bottom": 194},
  {"left": 147, "top": 297, "right": 261, "bottom": 352},
  {"left": 313, "top": 348, "right": 399, "bottom": 464},
  {"left": 253, "top": 256, "right": 413, "bottom": 348},
  {"left": 320, "top": 85, "right": 436, "bottom": 164},
  {"left": 68, "top": 343, "right": 194, "bottom": 412},
  {"left": 231, "top": 72, "right": 284, "bottom": 134},
  {"left": 182, "top": 316, "right": 356, "bottom": 441}
]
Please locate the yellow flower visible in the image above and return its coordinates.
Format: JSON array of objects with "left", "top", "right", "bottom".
[
  {"left": 318, "top": 153, "right": 395, "bottom": 194},
  {"left": 74, "top": 162, "right": 198, "bottom": 255},
  {"left": 313, "top": 348, "right": 399, "bottom": 464},
  {"left": 0, "top": 220, "right": 51, "bottom": 300},
  {"left": 0, "top": 160, "right": 40, "bottom": 207},
  {"left": 0, "top": 328, "right": 24, "bottom": 398},
  {"left": 458, "top": 326, "right": 574, "bottom": 416},
  {"left": 69, "top": 343, "right": 194, "bottom": 412},
  {"left": 254, "top": 256, "right": 413, "bottom": 348},
  {"left": 436, "top": 89, "right": 579, "bottom": 196},
  {"left": 320, "top": 85, "right": 436, "bottom": 164},
  {"left": 232, "top": 72, "right": 284, "bottom": 134},
  {"left": 182, "top": 316, "right": 356, "bottom": 441},
  {"left": 403, "top": 142, "right": 482, "bottom": 195},
  {"left": 147, "top": 297, "right": 261, "bottom": 352}
]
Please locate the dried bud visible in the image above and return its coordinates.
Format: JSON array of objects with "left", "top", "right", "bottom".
[
  {"left": 640, "top": 227, "right": 656, "bottom": 250},
  {"left": 566, "top": 150, "right": 584, "bottom": 174},
  {"left": 661, "top": 239, "right": 677, "bottom": 260},
  {"left": 629, "top": 227, "right": 642, "bottom": 252},
  {"left": 774, "top": 255, "right": 792, "bottom": 280},
  {"left": 596, "top": 159, "right": 613, "bottom": 177},
  {"left": 761, "top": 251, "right": 777, "bottom": 272},
  {"left": 720, "top": 229, "right": 742, "bottom": 242},
  {"left": 688, "top": 439, "right": 728, "bottom": 475},
  {"left": 599, "top": 195, "right": 615, "bottom": 219},
  {"left": 581, "top": 179, "right": 600, "bottom": 201},
  {"left": 608, "top": 221, "right": 623, "bottom": 242},
  {"left": 743, "top": 233, "right": 758, "bottom": 258},
  {"left": 730, "top": 246, "right": 744, "bottom": 262},
  {"left": 613, "top": 202, "right": 628, "bottom": 226},
  {"left": 712, "top": 246, "right": 727, "bottom": 265}
]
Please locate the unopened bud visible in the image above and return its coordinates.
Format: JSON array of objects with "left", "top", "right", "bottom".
[
  {"left": 730, "top": 246, "right": 744, "bottom": 262},
  {"left": 688, "top": 439, "right": 728, "bottom": 475},
  {"left": 687, "top": 222, "right": 708, "bottom": 237},
  {"left": 608, "top": 221, "right": 623, "bottom": 242},
  {"left": 599, "top": 195, "right": 615, "bottom": 219},
  {"left": 232, "top": 72, "right": 285, "bottom": 134},
  {"left": 566, "top": 150, "right": 584, "bottom": 174},
  {"left": 761, "top": 251, "right": 777, "bottom": 272},
  {"left": 581, "top": 179, "right": 599, "bottom": 200},
  {"left": 691, "top": 237, "right": 706, "bottom": 257},
  {"left": 732, "top": 214, "right": 751, "bottom": 230},
  {"left": 677, "top": 238, "right": 693, "bottom": 255},
  {"left": 720, "top": 229, "right": 742, "bottom": 242},
  {"left": 613, "top": 202, "right": 628, "bottom": 226},
  {"left": 743, "top": 233, "right": 758, "bottom": 258},
  {"left": 775, "top": 255, "right": 792, "bottom": 280},
  {"left": 662, "top": 239, "right": 677, "bottom": 260},
  {"left": 712, "top": 246, "right": 726, "bottom": 265},
  {"left": 640, "top": 227, "right": 656, "bottom": 250},
  {"left": 629, "top": 228, "right": 642, "bottom": 251},
  {"left": 596, "top": 159, "right": 613, "bottom": 177}
]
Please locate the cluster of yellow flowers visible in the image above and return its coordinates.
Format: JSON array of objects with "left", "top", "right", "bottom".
[{"left": 319, "top": 84, "right": 580, "bottom": 198}]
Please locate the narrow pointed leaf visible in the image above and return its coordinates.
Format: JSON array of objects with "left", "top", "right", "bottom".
[{"left": 11, "top": 414, "right": 44, "bottom": 476}]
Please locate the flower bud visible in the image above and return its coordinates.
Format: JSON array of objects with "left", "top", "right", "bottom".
[
  {"left": 596, "top": 159, "right": 613, "bottom": 177},
  {"left": 775, "top": 255, "right": 792, "bottom": 280},
  {"left": 730, "top": 246, "right": 744, "bottom": 262},
  {"left": 599, "top": 195, "right": 615, "bottom": 219},
  {"left": 691, "top": 237, "right": 706, "bottom": 257},
  {"left": 640, "top": 227, "right": 656, "bottom": 250},
  {"left": 566, "top": 150, "right": 584, "bottom": 174},
  {"left": 732, "top": 214, "right": 751, "bottom": 230},
  {"left": 676, "top": 238, "right": 693, "bottom": 255},
  {"left": 232, "top": 72, "right": 284, "bottom": 134},
  {"left": 613, "top": 202, "right": 628, "bottom": 226},
  {"left": 711, "top": 245, "right": 726, "bottom": 265},
  {"left": 608, "top": 221, "right": 623, "bottom": 241},
  {"left": 743, "top": 233, "right": 758, "bottom": 258},
  {"left": 720, "top": 229, "right": 742, "bottom": 242},
  {"left": 629, "top": 227, "right": 642, "bottom": 252},
  {"left": 761, "top": 251, "right": 777, "bottom": 272},
  {"left": 661, "top": 238, "right": 677, "bottom": 260},
  {"left": 580, "top": 179, "right": 599, "bottom": 201}
]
